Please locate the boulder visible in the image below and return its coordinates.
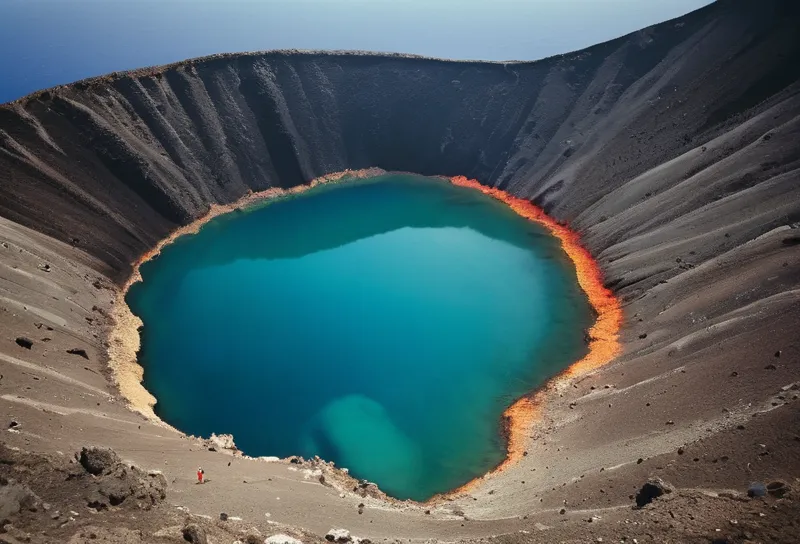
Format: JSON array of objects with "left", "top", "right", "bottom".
[
  {"left": 747, "top": 482, "right": 767, "bottom": 498},
  {"left": 14, "top": 337, "right": 33, "bottom": 349},
  {"left": 635, "top": 477, "right": 675, "bottom": 507},
  {"left": 209, "top": 433, "right": 237, "bottom": 451},
  {"left": 182, "top": 523, "right": 208, "bottom": 544},
  {"left": 79, "top": 446, "right": 121, "bottom": 475},
  {"left": 325, "top": 528, "right": 352, "bottom": 543},
  {"left": 82, "top": 452, "right": 167, "bottom": 510}
]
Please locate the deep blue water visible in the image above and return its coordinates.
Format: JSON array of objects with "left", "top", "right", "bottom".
[{"left": 127, "top": 173, "right": 591, "bottom": 500}]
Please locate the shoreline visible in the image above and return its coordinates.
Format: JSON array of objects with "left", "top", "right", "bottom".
[
  {"left": 442, "top": 176, "right": 622, "bottom": 497},
  {"left": 107, "top": 168, "right": 385, "bottom": 421},
  {"left": 107, "top": 169, "right": 622, "bottom": 501}
]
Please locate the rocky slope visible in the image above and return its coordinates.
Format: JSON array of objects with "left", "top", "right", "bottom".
[{"left": 0, "top": 0, "right": 799, "bottom": 542}]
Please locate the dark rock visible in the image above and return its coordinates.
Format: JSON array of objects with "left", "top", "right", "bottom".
[
  {"left": 766, "top": 480, "right": 789, "bottom": 498},
  {"left": 14, "top": 337, "right": 33, "bottom": 349},
  {"left": 182, "top": 523, "right": 208, "bottom": 544},
  {"left": 559, "top": 508, "right": 566, "bottom": 515},
  {"left": 79, "top": 447, "right": 120, "bottom": 475},
  {"left": 79, "top": 447, "right": 166, "bottom": 510},
  {"left": 8, "top": 420, "right": 19, "bottom": 429},
  {"left": 67, "top": 348, "right": 89, "bottom": 359},
  {"left": 747, "top": 482, "right": 767, "bottom": 498},
  {"left": 219, "top": 512, "right": 228, "bottom": 521},
  {"left": 635, "top": 477, "right": 675, "bottom": 507},
  {"left": 764, "top": 364, "right": 777, "bottom": 370},
  {"left": 775, "top": 350, "right": 781, "bottom": 357},
  {"left": 638, "top": 333, "right": 647, "bottom": 339},
  {"left": 86, "top": 499, "right": 108, "bottom": 511}
]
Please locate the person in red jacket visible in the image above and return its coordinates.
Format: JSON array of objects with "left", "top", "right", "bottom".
[{"left": 197, "top": 466, "right": 204, "bottom": 484}]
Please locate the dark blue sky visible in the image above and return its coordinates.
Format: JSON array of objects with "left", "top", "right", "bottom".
[{"left": 1, "top": 0, "right": 712, "bottom": 103}]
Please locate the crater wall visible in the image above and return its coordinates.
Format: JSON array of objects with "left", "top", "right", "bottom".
[{"left": 0, "top": 0, "right": 798, "bottom": 540}]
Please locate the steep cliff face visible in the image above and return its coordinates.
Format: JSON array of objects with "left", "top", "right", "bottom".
[{"left": 0, "top": 0, "right": 799, "bottom": 540}]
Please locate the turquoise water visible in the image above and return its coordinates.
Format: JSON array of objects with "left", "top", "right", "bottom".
[{"left": 127, "top": 173, "right": 592, "bottom": 501}]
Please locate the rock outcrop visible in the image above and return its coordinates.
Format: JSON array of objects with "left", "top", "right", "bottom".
[
  {"left": 0, "top": 477, "right": 40, "bottom": 520},
  {"left": 76, "top": 447, "right": 167, "bottom": 511},
  {"left": 634, "top": 477, "right": 675, "bottom": 507},
  {"left": 79, "top": 446, "right": 121, "bottom": 476}
]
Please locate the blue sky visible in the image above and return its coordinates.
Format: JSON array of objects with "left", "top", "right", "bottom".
[{"left": 1, "top": 0, "right": 713, "bottom": 103}]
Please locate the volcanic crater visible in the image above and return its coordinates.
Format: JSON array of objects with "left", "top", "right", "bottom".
[{"left": 1, "top": 0, "right": 799, "bottom": 542}]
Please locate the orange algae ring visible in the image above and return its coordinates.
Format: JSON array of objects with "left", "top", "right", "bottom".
[{"left": 443, "top": 175, "right": 623, "bottom": 496}]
